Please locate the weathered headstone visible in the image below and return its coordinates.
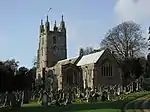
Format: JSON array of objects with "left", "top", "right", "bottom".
[
  {"left": 0, "top": 93, "right": 5, "bottom": 106},
  {"left": 64, "top": 92, "right": 69, "bottom": 105},
  {"left": 10, "top": 92, "right": 17, "bottom": 109},
  {"left": 42, "top": 91, "right": 48, "bottom": 107},
  {"left": 48, "top": 91, "right": 53, "bottom": 103},
  {"left": 3, "top": 92, "right": 11, "bottom": 107},
  {"left": 85, "top": 89, "right": 90, "bottom": 102},
  {"left": 117, "top": 86, "right": 121, "bottom": 95},
  {"left": 123, "top": 87, "right": 126, "bottom": 93},
  {"left": 109, "top": 88, "right": 115, "bottom": 101},
  {"left": 101, "top": 91, "right": 108, "bottom": 101},
  {"left": 38, "top": 89, "right": 43, "bottom": 103},
  {"left": 92, "top": 89, "right": 99, "bottom": 102},
  {"left": 136, "top": 81, "right": 139, "bottom": 91},
  {"left": 23, "top": 90, "right": 29, "bottom": 104},
  {"left": 131, "top": 82, "right": 134, "bottom": 92}
]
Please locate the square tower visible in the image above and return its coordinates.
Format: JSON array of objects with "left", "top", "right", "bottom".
[{"left": 36, "top": 15, "right": 67, "bottom": 78}]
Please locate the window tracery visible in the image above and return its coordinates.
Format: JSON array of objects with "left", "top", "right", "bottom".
[{"left": 101, "top": 61, "right": 112, "bottom": 76}]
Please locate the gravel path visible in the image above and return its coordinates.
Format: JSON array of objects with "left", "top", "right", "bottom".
[
  {"left": 122, "top": 95, "right": 150, "bottom": 112},
  {"left": 141, "top": 97, "right": 150, "bottom": 112}
]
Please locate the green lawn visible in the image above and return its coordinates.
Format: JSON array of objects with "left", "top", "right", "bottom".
[
  {"left": 11, "top": 101, "right": 126, "bottom": 112},
  {"left": 1, "top": 91, "right": 150, "bottom": 112}
]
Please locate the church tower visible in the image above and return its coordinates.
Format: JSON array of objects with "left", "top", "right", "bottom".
[{"left": 36, "top": 15, "right": 67, "bottom": 78}]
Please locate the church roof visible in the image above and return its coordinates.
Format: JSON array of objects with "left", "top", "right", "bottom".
[
  {"left": 76, "top": 50, "right": 105, "bottom": 66},
  {"left": 47, "top": 57, "right": 79, "bottom": 76},
  {"left": 55, "top": 56, "right": 78, "bottom": 66}
]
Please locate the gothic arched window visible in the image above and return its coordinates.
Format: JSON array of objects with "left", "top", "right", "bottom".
[
  {"left": 52, "top": 36, "right": 56, "bottom": 44},
  {"left": 101, "top": 61, "right": 113, "bottom": 76}
]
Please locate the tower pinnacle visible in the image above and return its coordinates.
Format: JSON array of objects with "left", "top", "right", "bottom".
[
  {"left": 40, "top": 19, "right": 44, "bottom": 33},
  {"left": 46, "top": 15, "right": 49, "bottom": 22},
  {"left": 45, "top": 15, "right": 50, "bottom": 32},
  {"left": 59, "top": 15, "right": 66, "bottom": 33},
  {"left": 62, "top": 15, "right": 64, "bottom": 21},
  {"left": 41, "top": 19, "right": 43, "bottom": 25},
  {"left": 53, "top": 20, "right": 58, "bottom": 31}
]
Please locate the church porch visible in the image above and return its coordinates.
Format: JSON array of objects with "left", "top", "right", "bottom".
[{"left": 62, "top": 63, "right": 83, "bottom": 91}]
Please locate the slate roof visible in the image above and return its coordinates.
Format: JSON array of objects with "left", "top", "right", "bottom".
[
  {"left": 56, "top": 56, "right": 78, "bottom": 65},
  {"left": 76, "top": 50, "right": 105, "bottom": 66},
  {"left": 47, "top": 56, "right": 79, "bottom": 76}
]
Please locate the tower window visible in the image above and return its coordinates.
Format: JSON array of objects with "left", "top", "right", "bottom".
[{"left": 52, "top": 36, "right": 56, "bottom": 44}]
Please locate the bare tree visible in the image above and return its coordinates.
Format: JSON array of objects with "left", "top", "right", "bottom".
[
  {"left": 100, "top": 21, "right": 147, "bottom": 60},
  {"left": 79, "top": 48, "right": 84, "bottom": 56},
  {"left": 79, "top": 47, "right": 94, "bottom": 56}
]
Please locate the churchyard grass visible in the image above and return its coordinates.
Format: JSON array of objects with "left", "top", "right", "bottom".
[{"left": 1, "top": 91, "right": 150, "bottom": 112}]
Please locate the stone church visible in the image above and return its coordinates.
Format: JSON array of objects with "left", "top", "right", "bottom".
[{"left": 36, "top": 15, "right": 123, "bottom": 91}]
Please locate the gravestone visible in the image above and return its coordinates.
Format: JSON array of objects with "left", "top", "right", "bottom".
[
  {"left": 101, "top": 91, "right": 108, "bottom": 101},
  {"left": 92, "top": 89, "right": 99, "bottom": 102},
  {"left": 64, "top": 92, "right": 69, "bottom": 105},
  {"left": 71, "top": 89, "right": 76, "bottom": 102},
  {"left": 38, "top": 89, "right": 43, "bottom": 103},
  {"left": 10, "top": 92, "right": 17, "bottom": 109},
  {"left": 68, "top": 90, "right": 73, "bottom": 104},
  {"left": 3, "top": 92, "right": 11, "bottom": 107},
  {"left": 131, "top": 82, "right": 134, "bottom": 92},
  {"left": 59, "top": 91, "right": 66, "bottom": 106},
  {"left": 117, "top": 86, "right": 121, "bottom": 95},
  {"left": 57, "top": 90, "right": 64, "bottom": 105},
  {"left": 109, "top": 88, "right": 115, "bottom": 101},
  {"left": 42, "top": 91, "right": 48, "bottom": 107},
  {"left": 136, "top": 80, "right": 139, "bottom": 91},
  {"left": 76, "top": 89, "right": 80, "bottom": 98},
  {"left": 0, "top": 93, "right": 5, "bottom": 106},
  {"left": 126, "top": 85, "right": 130, "bottom": 93},
  {"left": 85, "top": 89, "right": 90, "bottom": 102},
  {"left": 133, "top": 81, "right": 136, "bottom": 92},
  {"left": 79, "top": 93, "right": 84, "bottom": 102},
  {"left": 99, "top": 85, "right": 102, "bottom": 93},
  {"left": 23, "top": 90, "right": 29, "bottom": 104},
  {"left": 138, "top": 79, "right": 142, "bottom": 90},
  {"left": 48, "top": 91, "right": 53, "bottom": 103},
  {"left": 123, "top": 87, "right": 126, "bottom": 93},
  {"left": 55, "top": 91, "right": 60, "bottom": 105}
]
